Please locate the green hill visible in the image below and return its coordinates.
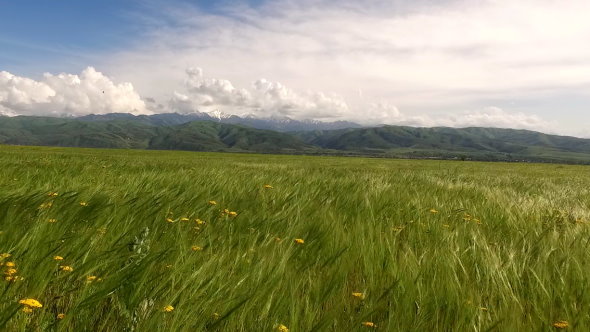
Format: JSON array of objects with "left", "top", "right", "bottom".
[
  {"left": 296, "top": 126, "right": 590, "bottom": 162},
  {"left": 1, "top": 115, "right": 590, "bottom": 163},
  {"left": 0, "top": 116, "right": 313, "bottom": 153}
]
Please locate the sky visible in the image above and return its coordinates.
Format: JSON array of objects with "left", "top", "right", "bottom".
[{"left": 1, "top": 0, "right": 590, "bottom": 136}]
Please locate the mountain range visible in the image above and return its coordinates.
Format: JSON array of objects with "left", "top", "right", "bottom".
[{"left": 1, "top": 112, "right": 589, "bottom": 164}]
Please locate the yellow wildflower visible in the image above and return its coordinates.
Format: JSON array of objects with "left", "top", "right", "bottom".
[
  {"left": 22, "top": 306, "right": 33, "bottom": 313},
  {"left": 0, "top": 253, "right": 10, "bottom": 259},
  {"left": 191, "top": 246, "right": 203, "bottom": 251},
  {"left": 5, "top": 262, "right": 15, "bottom": 267},
  {"left": 195, "top": 219, "right": 205, "bottom": 225},
  {"left": 277, "top": 324, "right": 289, "bottom": 332},
  {"left": 5, "top": 268, "right": 17, "bottom": 275},
  {"left": 53, "top": 256, "right": 64, "bottom": 261},
  {"left": 361, "top": 322, "right": 377, "bottom": 328},
  {"left": 86, "top": 275, "right": 97, "bottom": 282},
  {"left": 57, "top": 313, "right": 65, "bottom": 319},
  {"left": 208, "top": 200, "right": 217, "bottom": 205},
  {"left": 163, "top": 305, "right": 174, "bottom": 312},
  {"left": 79, "top": 202, "right": 88, "bottom": 207},
  {"left": 166, "top": 218, "right": 175, "bottom": 223},
  {"left": 48, "top": 192, "right": 58, "bottom": 197},
  {"left": 19, "top": 298, "right": 43, "bottom": 308},
  {"left": 553, "top": 321, "right": 569, "bottom": 329},
  {"left": 180, "top": 217, "right": 190, "bottom": 222},
  {"left": 48, "top": 218, "right": 58, "bottom": 223},
  {"left": 429, "top": 209, "right": 438, "bottom": 214},
  {"left": 352, "top": 292, "right": 365, "bottom": 299},
  {"left": 294, "top": 238, "right": 305, "bottom": 245},
  {"left": 264, "top": 184, "right": 273, "bottom": 189},
  {"left": 59, "top": 265, "right": 73, "bottom": 272},
  {"left": 228, "top": 211, "right": 238, "bottom": 217},
  {"left": 39, "top": 201, "right": 53, "bottom": 209}
]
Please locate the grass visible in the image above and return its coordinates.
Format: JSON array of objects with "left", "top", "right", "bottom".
[{"left": 1, "top": 144, "right": 589, "bottom": 331}]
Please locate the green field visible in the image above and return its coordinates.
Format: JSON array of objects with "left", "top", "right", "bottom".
[{"left": 1, "top": 145, "right": 589, "bottom": 331}]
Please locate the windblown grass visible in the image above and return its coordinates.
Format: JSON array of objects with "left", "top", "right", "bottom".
[{"left": 1, "top": 145, "right": 589, "bottom": 331}]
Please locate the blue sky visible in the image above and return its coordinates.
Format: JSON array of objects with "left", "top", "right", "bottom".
[
  {"left": 0, "top": 1, "right": 138, "bottom": 74},
  {"left": 1, "top": 0, "right": 590, "bottom": 136}
]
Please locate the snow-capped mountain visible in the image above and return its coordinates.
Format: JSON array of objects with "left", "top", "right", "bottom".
[{"left": 77, "top": 112, "right": 362, "bottom": 132}]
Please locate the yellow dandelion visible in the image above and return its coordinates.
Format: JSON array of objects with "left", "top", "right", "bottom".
[
  {"left": 53, "top": 256, "right": 64, "bottom": 261},
  {"left": 48, "top": 218, "right": 58, "bottom": 223},
  {"left": 294, "top": 238, "right": 305, "bottom": 245},
  {"left": 59, "top": 265, "right": 73, "bottom": 272},
  {"left": 48, "top": 192, "right": 58, "bottom": 197},
  {"left": 277, "top": 324, "right": 289, "bottom": 332},
  {"left": 57, "top": 313, "right": 65, "bottom": 319},
  {"left": 195, "top": 219, "right": 205, "bottom": 225},
  {"left": 5, "top": 268, "right": 17, "bottom": 275},
  {"left": 180, "top": 217, "right": 190, "bottom": 222},
  {"left": 163, "top": 305, "right": 174, "bottom": 312},
  {"left": 5, "top": 262, "right": 15, "bottom": 267},
  {"left": 0, "top": 253, "right": 10, "bottom": 259},
  {"left": 228, "top": 211, "right": 238, "bottom": 217},
  {"left": 208, "top": 200, "right": 217, "bottom": 205},
  {"left": 263, "top": 184, "right": 273, "bottom": 189},
  {"left": 79, "top": 202, "right": 88, "bottom": 206},
  {"left": 352, "top": 292, "right": 365, "bottom": 299},
  {"left": 191, "top": 246, "right": 203, "bottom": 251},
  {"left": 86, "top": 275, "right": 97, "bottom": 282},
  {"left": 361, "top": 321, "right": 377, "bottom": 328},
  {"left": 19, "top": 298, "right": 43, "bottom": 308},
  {"left": 553, "top": 321, "right": 569, "bottom": 329},
  {"left": 22, "top": 306, "right": 33, "bottom": 313},
  {"left": 38, "top": 201, "right": 53, "bottom": 209},
  {"left": 166, "top": 218, "right": 175, "bottom": 223},
  {"left": 429, "top": 209, "right": 438, "bottom": 214}
]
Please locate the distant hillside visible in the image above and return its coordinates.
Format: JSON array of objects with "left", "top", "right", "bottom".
[
  {"left": 297, "top": 126, "right": 590, "bottom": 162},
  {"left": 1, "top": 115, "right": 590, "bottom": 163},
  {"left": 77, "top": 112, "right": 362, "bottom": 132},
  {"left": 0, "top": 116, "right": 314, "bottom": 153}
]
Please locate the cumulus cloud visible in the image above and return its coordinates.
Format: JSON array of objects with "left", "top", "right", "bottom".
[
  {"left": 0, "top": 67, "right": 149, "bottom": 116},
  {"left": 101, "top": 0, "right": 590, "bottom": 135},
  {"left": 169, "top": 67, "right": 349, "bottom": 120},
  {"left": 167, "top": 67, "right": 553, "bottom": 132},
  {"left": 444, "top": 107, "right": 550, "bottom": 131}
]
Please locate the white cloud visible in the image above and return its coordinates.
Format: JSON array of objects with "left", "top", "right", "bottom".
[
  {"left": 167, "top": 67, "right": 553, "bottom": 131},
  {"left": 0, "top": 67, "right": 149, "bottom": 116},
  {"left": 101, "top": 0, "right": 590, "bottom": 134},
  {"left": 439, "top": 107, "right": 552, "bottom": 131},
  {"left": 169, "top": 67, "right": 349, "bottom": 120}
]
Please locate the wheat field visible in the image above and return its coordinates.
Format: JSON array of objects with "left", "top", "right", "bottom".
[{"left": 1, "top": 145, "right": 589, "bottom": 331}]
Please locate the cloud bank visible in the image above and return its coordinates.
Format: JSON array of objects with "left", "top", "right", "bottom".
[
  {"left": 170, "top": 67, "right": 350, "bottom": 121},
  {"left": 0, "top": 67, "right": 148, "bottom": 116},
  {"left": 0, "top": 65, "right": 555, "bottom": 134}
]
